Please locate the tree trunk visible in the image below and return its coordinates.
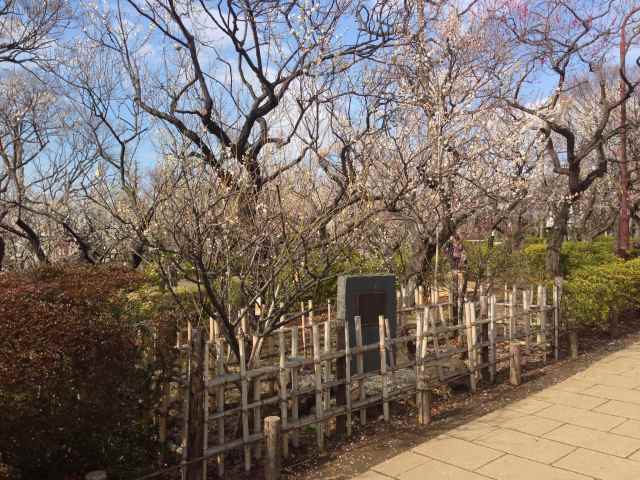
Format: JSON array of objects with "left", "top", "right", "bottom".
[
  {"left": 129, "top": 240, "right": 146, "bottom": 269},
  {"left": 16, "top": 218, "right": 48, "bottom": 264},
  {"left": 545, "top": 202, "right": 570, "bottom": 278}
]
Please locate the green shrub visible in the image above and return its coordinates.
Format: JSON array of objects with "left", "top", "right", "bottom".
[
  {"left": 564, "top": 258, "right": 640, "bottom": 330},
  {"left": 0, "top": 265, "right": 160, "bottom": 479},
  {"left": 523, "top": 237, "right": 617, "bottom": 280}
]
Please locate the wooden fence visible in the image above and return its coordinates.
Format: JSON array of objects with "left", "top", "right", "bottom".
[{"left": 165, "top": 279, "right": 564, "bottom": 480}]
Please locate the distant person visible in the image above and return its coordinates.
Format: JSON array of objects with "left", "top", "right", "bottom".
[{"left": 451, "top": 234, "right": 465, "bottom": 271}]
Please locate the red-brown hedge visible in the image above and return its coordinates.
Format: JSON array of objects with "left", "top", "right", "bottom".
[{"left": 0, "top": 265, "right": 155, "bottom": 479}]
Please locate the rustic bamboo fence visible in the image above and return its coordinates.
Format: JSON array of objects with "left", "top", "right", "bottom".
[{"left": 155, "top": 278, "right": 565, "bottom": 480}]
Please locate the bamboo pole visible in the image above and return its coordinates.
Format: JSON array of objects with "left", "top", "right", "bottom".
[
  {"left": 464, "top": 302, "right": 478, "bottom": 392},
  {"left": 186, "top": 329, "right": 205, "bottom": 480},
  {"left": 239, "top": 331, "right": 251, "bottom": 472},
  {"left": 522, "top": 290, "right": 531, "bottom": 353},
  {"left": 323, "top": 318, "right": 331, "bottom": 414},
  {"left": 554, "top": 277, "right": 562, "bottom": 361},
  {"left": 213, "top": 320, "right": 225, "bottom": 477},
  {"left": 379, "top": 315, "right": 389, "bottom": 422},
  {"left": 278, "top": 324, "right": 289, "bottom": 459},
  {"left": 510, "top": 343, "right": 522, "bottom": 386},
  {"left": 489, "top": 295, "right": 497, "bottom": 383},
  {"left": 290, "top": 324, "right": 300, "bottom": 448},
  {"left": 264, "top": 416, "right": 282, "bottom": 480},
  {"left": 300, "top": 302, "right": 306, "bottom": 358},
  {"left": 355, "top": 316, "right": 366, "bottom": 426},
  {"left": 344, "top": 317, "right": 352, "bottom": 437},
  {"left": 312, "top": 323, "right": 325, "bottom": 450}
]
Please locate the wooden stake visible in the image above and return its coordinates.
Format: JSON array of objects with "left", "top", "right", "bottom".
[
  {"left": 522, "top": 290, "right": 531, "bottom": 354},
  {"left": 464, "top": 302, "right": 478, "bottom": 392},
  {"left": 239, "top": 330, "right": 251, "bottom": 472},
  {"left": 300, "top": 302, "right": 306, "bottom": 358},
  {"left": 312, "top": 323, "right": 324, "bottom": 450},
  {"left": 213, "top": 320, "right": 225, "bottom": 477},
  {"left": 554, "top": 277, "right": 562, "bottom": 361},
  {"left": 569, "top": 331, "right": 579, "bottom": 359},
  {"left": 264, "top": 416, "right": 281, "bottom": 480},
  {"left": 480, "top": 292, "right": 490, "bottom": 382},
  {"left": 323, "top": 318, "right": 331, "bottom": 414},
  {"left": 489, "top": 295, "right": 497, "bottom": 384},
  {"left": 537, "top": 285, "right": 547, "bottom": 351},
  {"left": 355, "top": 316, "right": 366, "bottom": 426},
  {"left": 508, "top": 287, "right": 516, "bottom": 342},
  {"left": 417, "top": 371, "right": 432, "bottom": 426},
  {"left": 344, "top": 317, "right": 352, "bottom": 437},
  {"left": 186, "top": 328, "right": 205, "bottom": 480},
  {"left": 378, "top": 315, "right": 389, "bottom": 422},
  {"left": 509, "top": 343, "right": 522, "bottom": 386},
  {"left": 429, "top": 307, "right": 444, "bottom": 382},
  {"left": 290, "top": 324, "right": 300, "bottom": 448},
  {"left": 278, "top": 324, "right": 289, "bottom": 459}
]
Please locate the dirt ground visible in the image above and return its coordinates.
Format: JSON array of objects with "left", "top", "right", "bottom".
[{"left": 220, "top": 317, "right": 640, "bottom": 480}]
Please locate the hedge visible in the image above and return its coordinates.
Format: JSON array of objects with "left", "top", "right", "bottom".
[
  {"left": 563, "top": 258, "right": 640, "bottom": 330},
  {"left": 0, "top": 265, "right": 160, "bottom": 479}
]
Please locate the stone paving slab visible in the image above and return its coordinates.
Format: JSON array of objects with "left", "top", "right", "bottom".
[
  {"left": 397, "top": 457, "right": 492, "bottom": 480},
  {"left": 611, "top": 419, "right": 640, "bottom": 440},
  {"left": 497, "top": 413, "right": 563, "bottom": 436},
  {"left": 554, "top": 448, "right": 640, "bottom": 480},
  {"left": 536, "top": 403, "right": 625, "bottom": 431},
  {"left": 531, "top": 389, "right": 607, "bottom": 410},
  {"left": 371, "top": 451, "right": 430, "bottom": 477},
  {"left": 351, "top": 340, "right": 640, "bottom": 480},
  {"left": 594, "top": 399, "right": 640, "bottom": 420},
  {"left": 412, "top": 435, "right": 502, "bottom": 470},
  {"left": 477, "top": 454, "right": 593, "bottom": 480},
  {"left": 544, "top": 423, "right": 640, "bottom": 457},
  {"left": 474, "top": 427, "right": 576, "bottom": 464},
  {"left": 447, "top": 421, "right": 499, "bottom": 442},
  {"left": 583, "top": 384, "right": 640, "bottom": 405}
]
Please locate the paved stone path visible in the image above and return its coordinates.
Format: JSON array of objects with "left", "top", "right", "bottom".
[{"left": 353, "top": 341, "right": 640, "bottom": 480}]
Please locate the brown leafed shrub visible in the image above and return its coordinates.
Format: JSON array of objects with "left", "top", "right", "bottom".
[{"left": 0, "top": 264, "right": 156, "bottom": 479}]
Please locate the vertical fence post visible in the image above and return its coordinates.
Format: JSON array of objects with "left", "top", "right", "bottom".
[
  {"left": 344, "top": 317, "right": 352, "bottom": 437},
  {"left": 522, "top": 290, "right": 531, "bottom": 354},
  {"left": 415, "top": 309, "right": 424, "bottom": 422},
  {"left": 312, "top": 323, "right": 325, "bottom": 450},
  {"left": 335, "top": 308, "right": 347, "bottom": 438},
  {"left": 554, "top": 277, "right": 562, "bottom": 361},
  {"left": 186, "top": 328, "right": 206, "bottom": 480},
  {"left": 537, "top": 285, "right": 547, "bottom": 363},
  {"left": 509, "top": 343, "right": 522, "bottom": 386},
  {"left": 213, "top": 320, "right": 225, "bottom": 477},
  {"left": 355, "top": 316, "right": 366, "bottom": 426},
  {"left": 385, "top": 317, "right": 395, "bottom": 371},
  {"left": 202, "top": 324, "right": 210, "bottom": 480},
  {"left": 508, "top": 287, "right": 516, "bottom": 342},
  {"left": 479, "top": 291, "right": 490, "bottom": 383},
  {"left": 378, "top": 315, "right": 389, "bottom": 422},
  {"left": 429, "top": 307, "right": 444, "bottom": 382},
  {"left": 290, "top": 324, "right": 300, "bottom": 448},
  {"left": 323, "top": 317, "right": 331, "bottom": 415},
  {"left": 239, "top": 330, "right": 251, "bottom": 472},
  {"left": 417, "top": 372, "right": 432, "bottom": 426},
  {"left": 300, "top": 302, "right": 307, "bottom": 358},
  {"left": 489, "top": 295, "right": 497, "bottom": 384},
  {"left": 464, "top": 302, "right": 478, "bottom": 392},
  {"left": 253, "top": 379, "right": 262, "bottom": 460},
  {"left": 264, "top": 416, "right": 281, "bottom": 480},
  {"left": 569, "top": 331, "right": 579, "bottom": 359},
  {"left": 278, "top": 321, "right": 289, "bottom": 459}
]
